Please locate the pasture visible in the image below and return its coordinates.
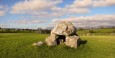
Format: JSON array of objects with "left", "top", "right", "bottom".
[{"left": 0, "top": 33, "right": 115, "bottom": 58}]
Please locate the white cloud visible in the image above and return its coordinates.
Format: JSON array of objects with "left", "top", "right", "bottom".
[
  {"left": 0, "top": 5, "right": 7, "bottom": 16},
  {"left": 11, "top": 0, "right": 115, "bottom": 14},
  {"left": 15, "top": 19, "right": 45, "bottom": 24},
  {"left": 11, "top": 0, "right": 90, "bottom": 18},
  {"left": 68, "top": 0, "right": 115, "bottom": 8},
  {"left": 51, "top": 6, "right": 89, "bottom": 14},
  {"left": 0, "top": 24, "right": 8, "bottom": 28},
  {"left": 52, "top": 14, "right": 115, "bottom": 27},
  {"left": 10, "top": 0, "right": 115, "bottom": 19},
  {"left": 68, "top": 0, "right": 92, "bottom": 8},
  {"left": 0, "top": 11, "right": 5, "bottom": 16},
  {"left": 93, "top": 0, "right": 115, "bottom": 7},
  {"left": 11, "top": 0, "right": 62, "bottom": 14},
  {"left": 31, "top": 11, "right": 64, "bottom": 18}
]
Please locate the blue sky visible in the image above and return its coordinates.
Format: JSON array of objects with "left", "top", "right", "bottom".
[{"left": 0, "top": 0, "right": 115, "bottom": 29}]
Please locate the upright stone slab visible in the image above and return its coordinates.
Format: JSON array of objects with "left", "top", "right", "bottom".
[
  {"left": 65, "top": 35, "right": 80, "bottom": 49},
  {"left": 45, "top": 34, "right": 57, "bottom": 46}
]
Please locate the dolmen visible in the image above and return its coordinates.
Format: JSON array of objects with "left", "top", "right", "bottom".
[
  {"left": 33, "top": 21, "right": 80, "bottom": 49},
  {"left": 45, "top": 21, "right": 80, "bottom": 49}
]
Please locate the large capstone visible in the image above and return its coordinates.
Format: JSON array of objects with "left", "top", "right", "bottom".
[
  {"left": 51, "top": 21, "right": 77, "bottom": 36},
  {"left": 45, "top": 21, "right": 80, "bottom": 49}
]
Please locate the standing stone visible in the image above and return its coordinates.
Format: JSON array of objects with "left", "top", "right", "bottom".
[
  {"left": 65, "top": 35, "right": 80, "bottom": 49},
  {"left": 45, "top": 34, "right": 57, "bottom": 46}
]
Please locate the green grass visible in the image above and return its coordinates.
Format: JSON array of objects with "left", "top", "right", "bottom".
[
  {"left": 77, "top": 28, "right": 115, "bottom": 35},
  {"left": 94, "top": 28, "right": 115, "bottom": 33},
  {"left": 0, "top": 33, "right": 115, "bottom": 58}
]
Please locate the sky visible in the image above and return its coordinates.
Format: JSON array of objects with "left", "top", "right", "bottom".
[{"left": 0, "top": 0, "right": 115, "bottom": 29}]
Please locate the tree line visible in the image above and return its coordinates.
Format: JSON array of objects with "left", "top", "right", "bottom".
[{"left": 0, "top": 27, "right": 51, "bottom": 34}]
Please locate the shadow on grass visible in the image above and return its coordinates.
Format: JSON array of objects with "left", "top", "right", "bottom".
[{"left": 78, "top": 39, "right": 87, "bottom": 47}]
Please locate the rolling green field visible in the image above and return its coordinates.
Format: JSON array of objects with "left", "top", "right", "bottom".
[
  {"left": 77, "top": 28, "right": 115, "bottom": 35},
  {"left": 0, "top": 33, "right": 115, "bottom": 58}
]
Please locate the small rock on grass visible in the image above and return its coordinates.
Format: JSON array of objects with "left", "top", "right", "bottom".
[{"left": 32, "top": 41, "right": 44, "bottom": 46}]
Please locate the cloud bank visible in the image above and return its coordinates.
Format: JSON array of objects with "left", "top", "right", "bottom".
[
  {"left": 52, "top": 14, "right": 115, "bottom": 27},
  {"left": 15, "top": 19, "right": 45, "bottom": 24},
  {"left": 11, "top": 0, "right": 115, "bottom": 17}
]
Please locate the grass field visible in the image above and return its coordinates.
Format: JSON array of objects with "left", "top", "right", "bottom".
[
  {"left": 0, "top": 33, "right": 115, "bottom": 58},
  {"left": 77, "top": 28, "right": 115, "bottom": 35}
]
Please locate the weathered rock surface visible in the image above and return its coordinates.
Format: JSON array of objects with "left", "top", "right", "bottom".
[
  {"left": 65, "top": 35, "right": 80, "bottom": 49},
  {"left": 32, "top": 41, "right": 44, "bottom": 46},
  {"left": 51, "top": 21, "right": 76, "bottom": 36},
  {"left": 45, "top": 21, "right": 80, "bottom": 49},
  {"left": 45, "top": 34, "right": 57, "bottom": 46}
]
